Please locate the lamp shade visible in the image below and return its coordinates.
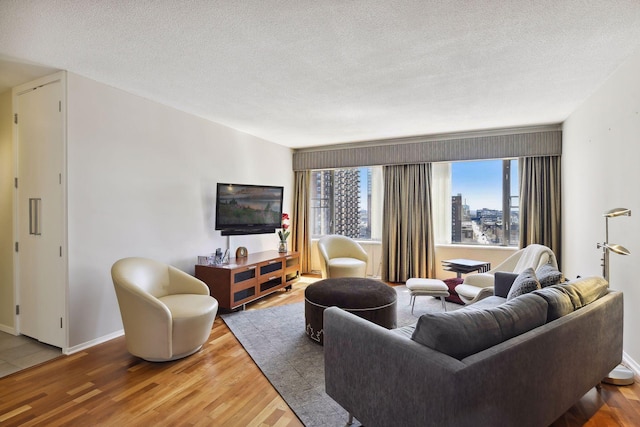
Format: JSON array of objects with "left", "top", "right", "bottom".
[
  {"left": 604, "top": 208, "right": 631, "bottom": 218},
  {"left": 604, "top": 243, "right": 631, "bottom": 256}
]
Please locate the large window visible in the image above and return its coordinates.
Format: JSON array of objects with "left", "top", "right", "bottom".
[
  {"left": 309, "top": 161, "right": 517, "bottom": 247},
  {"left": 310, "top": 167, "right": 382, "bottom": 240},
  {"left": 451, "top": 159, "right": 519, "bottom": 246}
]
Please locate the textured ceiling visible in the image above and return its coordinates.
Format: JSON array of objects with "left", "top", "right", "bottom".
[{"left": 2, "top": 1, "right": 640, "bottom": 148}]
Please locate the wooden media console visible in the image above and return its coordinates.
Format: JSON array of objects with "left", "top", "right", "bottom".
[{"left": 195, "top": 250, "right": 300, "bottom": 310}]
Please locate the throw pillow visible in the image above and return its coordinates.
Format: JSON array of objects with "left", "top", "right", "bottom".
[
  {"left": 486, "top": 293, "right": 548, "bottom": 339},
  {"left": 507, "top": 268, "right": 541, "bottom": 300},
  {"left": 556, "top": 276, "right": 609, "bottom": 310},
  {"left": 494, "top": 272, "right": 519, "bottom": 298},
  {"left": 532, "top": 286, "right": 574, "bottom": 321},
  {"left": 536, "top": 263, "right": 563, "bottom": 287}
]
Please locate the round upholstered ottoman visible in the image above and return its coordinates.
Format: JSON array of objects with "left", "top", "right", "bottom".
[{"left": 304, "top": 277, "right": 397, "bottom": 345}]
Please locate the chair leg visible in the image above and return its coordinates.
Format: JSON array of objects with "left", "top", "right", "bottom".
[
  {"left": 347, "top": 413, "right": 354, "bottom": 425},
  {"left": 411, "top": 297, "right": 416, "bottom": 315}
]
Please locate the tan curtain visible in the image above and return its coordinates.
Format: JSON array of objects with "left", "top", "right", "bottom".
[
  {"left": 519, "top": 156, "right": 562, "bottom": 268},
  {"left": 382, "top": 163, "right": 434, "bottom": 282},
  {"left": 292, "top": 170, "right": 312, "bottom": 273}
]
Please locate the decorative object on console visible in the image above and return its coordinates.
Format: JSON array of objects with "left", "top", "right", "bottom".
[
  {"left": 210, "top": 248, "right": 227, "bottom": 265},
  {"left": 277, "top": 213, "right": 290, "bottom": 253},
  {"left": 236, "top": 246, "right": 248, "bottom": 258},
  {"left": 597, "top": 207, "right": 634, "bottom": 386}
]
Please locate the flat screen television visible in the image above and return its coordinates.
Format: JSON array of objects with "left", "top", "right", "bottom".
[{"left": 215, "top": 183, "right": 284, "bottom": 236}]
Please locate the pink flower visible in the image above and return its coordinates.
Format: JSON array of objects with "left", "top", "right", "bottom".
[{"left": 278, "top": 213, "right": 291, "bottom": 242}]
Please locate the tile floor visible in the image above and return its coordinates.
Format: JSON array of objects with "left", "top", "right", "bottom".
[{"left": 0, "top": 331, "right": 62, "bottom": 378}]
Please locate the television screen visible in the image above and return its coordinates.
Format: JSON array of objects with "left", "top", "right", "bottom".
[{"left": 215, "top": 183, "right": 284, "bottom": 235}]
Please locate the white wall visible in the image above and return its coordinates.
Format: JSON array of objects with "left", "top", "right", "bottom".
[
  {"left": 563, "top": 47, "right": 640, "bottom": 370},
  {"left": 65, "top": 73, "right": 293, "bottom": 350}
]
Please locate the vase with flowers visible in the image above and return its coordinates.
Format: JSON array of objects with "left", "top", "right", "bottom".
[{"left": 277, "top": 213, "right": 290, "bottom": 253}]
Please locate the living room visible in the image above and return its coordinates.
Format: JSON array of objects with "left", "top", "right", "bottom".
[{"left": 1, "top": 2, "right": 640, "bottom": 425}]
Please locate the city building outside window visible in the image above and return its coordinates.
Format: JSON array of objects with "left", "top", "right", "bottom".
[
  {"left": 310, "top": 160, "right": 517, "bottom": 247},
  {"left": 451, "top": 159, "right": 519, "bottom": 246},
  {"left": 310, "top": 167, "right": 382, "bottom": 241}
]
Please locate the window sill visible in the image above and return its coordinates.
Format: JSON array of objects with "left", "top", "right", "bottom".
[{"left": 435, "top": 243, "right": 518, "bottom": 251}]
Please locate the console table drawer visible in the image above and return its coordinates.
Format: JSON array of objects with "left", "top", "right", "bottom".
[{"left": 232, "top": 266, "right": 258, "bottom": 285}]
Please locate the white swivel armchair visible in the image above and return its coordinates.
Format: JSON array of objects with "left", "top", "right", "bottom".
[
  {"left": 111, "top": 257, "right": 218, "bottom": 362},
  {"left": 455, "top": 244, "right": 558, "bottom": 304},
  {"left": 318, "top": 235, "right": 369, "bottom": 279}
]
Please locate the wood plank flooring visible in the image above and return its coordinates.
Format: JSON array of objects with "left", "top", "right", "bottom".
[{"left": 0, "top": 277, "right": 639, "bottom": 426}]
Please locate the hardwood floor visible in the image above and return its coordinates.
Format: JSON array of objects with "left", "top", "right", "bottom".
[{"left": 0, "top": 277, "right": 639, "bottom": 426}]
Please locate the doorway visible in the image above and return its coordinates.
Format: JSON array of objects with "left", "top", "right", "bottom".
[{"left": 13, "top": 72, "right": 67, "bottom": 348}]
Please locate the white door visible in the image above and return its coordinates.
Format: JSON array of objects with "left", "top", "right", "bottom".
[{"left": 15, "top": 76, "right": 66, "bottom": 348}]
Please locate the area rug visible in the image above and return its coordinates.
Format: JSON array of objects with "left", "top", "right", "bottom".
[{"left": 221, "top": 285, "right": 461, "bottom": 427}]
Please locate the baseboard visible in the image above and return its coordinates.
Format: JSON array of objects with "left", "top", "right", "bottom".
[
  {"left": 63, "top": 329, "right": 124, "bottom": 355},
  {"left": 622, "top": 351, "right": 640, "bottom": 381},
  {"left": 0, "top": 324, "right": 16, "bottom": 335}
]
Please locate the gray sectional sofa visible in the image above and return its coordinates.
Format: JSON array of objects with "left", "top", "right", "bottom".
[{"left": 324, "top": 276, "right": 623, "bottom": 427}]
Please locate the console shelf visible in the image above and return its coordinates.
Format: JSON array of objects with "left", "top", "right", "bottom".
[{"left": 195, "top": 250, "right": 300, "bottom": 310}]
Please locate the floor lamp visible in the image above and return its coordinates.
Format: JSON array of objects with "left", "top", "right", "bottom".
[{"left": 597, "top": 207, "right": 635, "bottom": 386}]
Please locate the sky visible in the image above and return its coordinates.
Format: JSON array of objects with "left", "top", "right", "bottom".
[
  {"left": 452, "top": 160, "right": 518, "bottom": 212},
  {"left": 355, "top": 160, "right": 518, "bottom": 213},
  {"left": 359, "top": 167, "right": 369, "bottom": 207}
]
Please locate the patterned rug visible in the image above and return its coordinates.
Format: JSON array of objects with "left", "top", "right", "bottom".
[{"left": 221, "top": 284, "right": 461, "bottom": 426}]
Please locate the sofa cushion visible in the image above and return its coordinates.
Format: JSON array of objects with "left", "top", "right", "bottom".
[
  {"left": 494, "top": 272, "right": 519, "bottom": 298},
  {"left": 507, "top": 268, "right": 541, "bottom": 300},
  {"left": 411, "top": 293, "right": 548, "bottom": 360},
  {"left": 555, "top": 276, "right": 609, "bottom": 309},
  {"left": 531, "top": 286, "right": 574, "bottom": 322},
  {"left": 487, "top": 293, "right": 549, "bottom": 339},
  {"left": 411, "top": 309, "right": 502, "bottom": 360},
  {"left": 536, "top": 263, "right": 563, "bottom": 287}
]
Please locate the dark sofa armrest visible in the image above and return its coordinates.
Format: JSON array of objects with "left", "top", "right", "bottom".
[
  {"left": 494, "top": 271, "right": 519, "bottom": 298},
  {"left": 324, "top": 307, "right": 466, "bottom": 426}
]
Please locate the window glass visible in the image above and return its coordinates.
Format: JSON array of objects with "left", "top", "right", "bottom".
[
  {"left": 310, "top": 167, "right": 382, "bottom": 240},
  {"left": 310, "top": 160, "right": 517, "bottom": 247},
  {"left": 451, "top": 159, "right": 519, "bottom": 246}
]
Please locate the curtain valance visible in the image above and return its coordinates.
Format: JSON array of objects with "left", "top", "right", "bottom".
[{"left": 293, "top": 127, "right": 561, "bottom": 171}]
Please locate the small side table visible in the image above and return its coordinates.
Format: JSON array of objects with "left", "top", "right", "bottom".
[{"left": 441, "top": 258, "right": 491, "bottom": 278}]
